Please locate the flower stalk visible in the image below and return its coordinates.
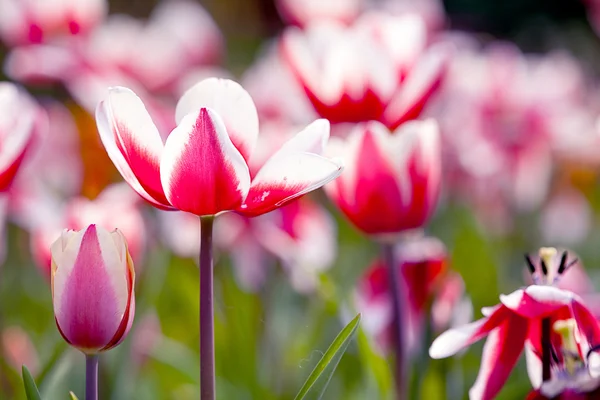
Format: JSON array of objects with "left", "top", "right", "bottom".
[
  {"left": 383, "top": 243, "right": 405, "bottom": 400},
  {"left": 85, "top": 354, "right": 99, "bottom": 400},
  {"left": 200, "top": 216, "right": 215, "bottom": 400}
]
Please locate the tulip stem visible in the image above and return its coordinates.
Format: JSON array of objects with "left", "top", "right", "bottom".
[
  {"left": 383, "top": 243, "right": 405, "bottom": 400},
  {"left": 200, "top": 216, "right": 216, "bottom": 400},
  {"left": 85, "top": 354, "right": 99, "bottom": 400},
  {"left": 542, "top": 317, "right": 551, "bottom": 382}
]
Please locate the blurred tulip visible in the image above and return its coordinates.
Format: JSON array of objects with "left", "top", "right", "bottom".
[
  {"left": 430, "top": 284, "right": 600, "bottom": 400},
  {"left": 51, "top": 224, "right": 135, "bottom": 354},
  {"left": 355, "top": 236, "right": 468, "bottom": 354},
  {"left": 435, "top": 42, "right": 588, "bottom": 231},
  {"left": 1, "top": 326, "right": 39, "bottom": 375},
  {"left": 96, "top": 78, "right": 343, "bottom": 217},
  {"left": 159, "top": 196, "right": 336, "bottom": 293},
  {"left": 276, "top": 0, "right": 361, "bottom": 27},
  {"left": 539, "top": 190, "right": 592, "bottom": 247},
  {"left": 0, "top": 0, "right": 107, "bottom": 46},
  {"left": 29, "top": 183, "right": 147, "bottom": 278},
  {"left": 281, "top": 13, "right": 448, "bottom": 127},
  {"left": 326, "top": 119, "right": 440, "bottom": 236},
  {"left": 0, "top": 82, "right": 39, "bottom": 192}
]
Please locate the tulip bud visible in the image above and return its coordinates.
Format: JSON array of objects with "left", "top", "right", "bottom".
[{"left": 50, "top": 224, "right": 135, "bottom": 354}]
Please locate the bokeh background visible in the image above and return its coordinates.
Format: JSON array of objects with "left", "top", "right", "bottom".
[{"left": 2, "top": 0, "right": 600, "bottom": 399}]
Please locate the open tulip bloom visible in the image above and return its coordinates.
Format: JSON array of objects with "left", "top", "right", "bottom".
[
  {"left": 51, "top": 224, "right": 135, "bottom": 400},
  {"left": 96, "top": 77, "right": 343, "bottom": 399},
  {"left": 429, "top": 250, "right": 600, "bottom": 400}
]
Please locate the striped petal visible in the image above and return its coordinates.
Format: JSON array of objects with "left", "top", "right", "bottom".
[
  {"left": 160, "top": 108, "right": 251, "bottom": 216},
  {"left": 239, "top": 151, "right": 343, "bottom": 217},
  {"left": 469, "top": 313, "right": 530, "bottom": 400},
  {"left": 175, "top": 78, "right": 259, "bottom": 162},
  {"left": 500, "top": 286, "right": 575, "bottom": 319},
  {"left": 429, "top": 305, "right": 511, "bottom": 359},
  {"left": 51, "top": 225, "right": 131, "bottom": 353},
  {"left": 96, "top": 86, "right": 172, "bottom": 208}
]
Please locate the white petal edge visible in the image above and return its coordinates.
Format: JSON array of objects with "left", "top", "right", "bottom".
[
  {"left": 429, "top": 318, "right": 487, "bottom": 359},
  {"left": 175, "top": 78, "right": 259, "bottom": 160}
]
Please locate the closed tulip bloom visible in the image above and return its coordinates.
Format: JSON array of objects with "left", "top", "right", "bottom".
[
  {"left": 51, "top": 224, "right": 135, "bottom": 354},
  {"left": 326, "top": 119, "right": 441, "bottom": 236}
]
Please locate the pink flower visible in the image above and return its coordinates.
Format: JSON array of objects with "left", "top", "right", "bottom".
[
  {"left": 2, "top": 326, "right": 39, "bottom": 375},
  {"left": 281, "top": 12, "right": 448, "bottom": 127},
  {"left": 51, "top": 224, "right": 135, "bottom": 354},
  {"left": 96, "top": 77, "right": 343, "bottom": 217},
  {"left": 0, "top": 82, "right": 39, "bottom": 192},
  {"left": 429, "top": 285, "right": 600, "bottom": 400},
  {"left": 325, "top": 119, "right": 440, "bottom": 236},
  {"left": 0, "top": 0, "right": 107, "bottom": 46},
  {"left": 275, "top": 0, "right": 361, "bottom": 27},
  {"left": 355, "top": 236, "right": 468, "bottom": 354},
  {"left": 29, "top": 183, "right": 147, "bottom": 278}
]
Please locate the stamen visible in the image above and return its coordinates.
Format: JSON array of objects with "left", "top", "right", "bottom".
[
  {"left": 525, "top": 254, "right": 536, "bottom": 274},
  {"left": 540, "top": 258, "right": 548, "bottom": 276},
  {"left": 557, "top": 251, "right": 568, "bottom": 275},
  {"left": 564, "top": 258, "right": 578, "bottom": 273}
]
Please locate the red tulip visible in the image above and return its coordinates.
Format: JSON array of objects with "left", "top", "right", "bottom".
[{"left": 325, "top": 119, "right": 440, "bottom": 236}]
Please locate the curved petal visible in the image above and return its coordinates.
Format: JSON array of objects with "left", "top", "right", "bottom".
[
  {"left": 273, "top": 118, "right": 330, "bottom": 157},
  {"left": 429, "top": 305, "right": 510, "bottom": 359},
  {"left": 160, "top": 108, "right": 251, "bottom": 216},
  {"left": 239, "top": 151, "right": 343, "bottom": 217},
  {"left": 96, "top": 87, "right": 172, "bottom": 208},
  {"left": 175, "top": 78, "right": 259, "bottom": 162},
  {"left": 500, "top": 286, "right": 575, "bottom": 319},
  {"left": 52, "top": 225, "right": 130, "bottom": 353},
  {"left": 383, "top": 43, "right": 450, "bottom": 129},
  {"left": 469, "top": 312, "right": 529, "bottom": 400}
]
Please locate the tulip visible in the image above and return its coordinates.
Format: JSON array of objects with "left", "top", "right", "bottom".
[
  {"left": 429, "top": 285, "right": 600, "bottom": 400},
  {"left": 0, "top": 82, "right": 38, "bottom": 192},
  {"left": 326, "top": 119, "right": 441, "bottom": 236},
  {"left": 0, "top": 0, "right": 107, "bottom": 46},
  {"left": 281, "top": 12, "right": 448, "bottom": 127},
  {"left": 96, "top": 77, "right": 343, "bottom": 399},
  {"left": 275, "top": 0, "right": 360, "bottom": 27},
  {"left": 51, "top": 224, "right": 135, "bottom": 400}
]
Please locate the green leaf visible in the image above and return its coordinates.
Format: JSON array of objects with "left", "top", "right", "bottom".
[
  {"left": 69, "top": 391, "right": 79, "bottom": 400},
  {"left": 22, "top": 365, "right": 42, "bottom": 400},
  {"left": 294, "top": 313, "right": 361, "bottom": 400}
]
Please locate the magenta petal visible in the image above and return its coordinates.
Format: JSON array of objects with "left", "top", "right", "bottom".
[
  {"left": 469, "top": 313, "right": 530, "bottom": 400},
  {"left": 239, "top": 152, "right": 342, "bottom": 217},
  {"left": 55, "top": 226, "right": 123, "bottom": 352},
  {"left": 160, "top": 108, "right": 251, "bottom": 216}
]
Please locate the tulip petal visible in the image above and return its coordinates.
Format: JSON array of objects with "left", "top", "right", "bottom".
[
  {"left": 96, "top": 87, "right": 172, "bottom": 208},
  {"left": 274, "top": 119, "right": 330, "bottom": 157},
  {"left": 383, "top": 44, "right": 450, "bottom": 129},
  {"left": 239, "top": 151, "right": 343, "bottom": 217},
  {"left": 175, "top": 78, "right": 259, "bottom": 162},
  {"left": 160, "top": 108, "right": 251, "bottom": 216},
  {"left": 571, "top": 299, "right": 600, "bottom": 350},
  {"left": 429, "top": 305, "right": 510, "bottom": 359},
  {"left": 469, "top": 312, "right": 529, "bottom": 400},
  {"left": 52, "top": 225, "right": 130, "bottom": 352},
  {"left": 500, "top": 286, "right": 574, "bottom": 319}
]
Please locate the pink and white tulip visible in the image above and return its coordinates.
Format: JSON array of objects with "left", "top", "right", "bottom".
[
  {"left": 0, "top": 0, "right": 106, "bottom": 46},
  {"left": 275, "top": 0, "right": 361, "bottom": 27},
  {"left": 0, "top": 82, "right": 39, "bottom": 192},
  {"left": 429, "top": 284, "right": 600, "bottom": 400},
  {"left": 51, "top": 224, "right": 135, "bottom": 354},
  {"left": 325, "top": 119, "right": 440, "bottom": 236},
  {"left": 355, "top": 237, "right": 469, "bottom": 354},
  {"left": 96, "top": 77, "right": 343, "bottom": 217},
  {"left": 281, "top": 13, "right": 448, "bottom": 127}
]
